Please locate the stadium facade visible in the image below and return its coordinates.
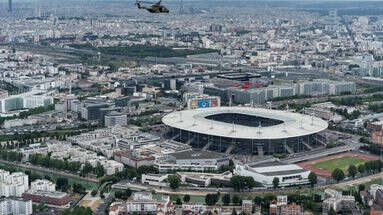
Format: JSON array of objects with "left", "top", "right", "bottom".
[{"left": 162, "top": 107, "right": 328, "bottom": 155}]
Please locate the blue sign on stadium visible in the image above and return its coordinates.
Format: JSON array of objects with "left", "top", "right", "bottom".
[{"left": 198, "top": 99, "right": 210, "bottom": 108}]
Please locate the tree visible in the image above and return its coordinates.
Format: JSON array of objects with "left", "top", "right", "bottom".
[
  {"left": 222, "top": 194, "right": 231, "bottom": 206},
  {"left": 56, "top": 177, "right": 69, "bottom": 192},
  {"left": 91, "top": 190, "right": 98, "bottom": 196},
  {"left": 272, "top": 177, "right": 279, "bottom": 189},
  {"left": 115, "top": 188, "right": 132, "bottom": 200},
  {"left": 230, "top": 175, "right": 244, "bottom": 191},
  {"left": 183, "top": 194, "right": 190, "bottom": 203},
  {"left": 73, "top": 183, "right": 86, "bottom": 194},
  {"left": 348, "top": 164, "right": 357, "bottom": 178},
  {"left": 205, "top": 193, "right": 219, "bottom": 206},
  {"left": 230, "top": 175, "right": 256, "bottom": 192},
  {"left": 176, "top": 198, "right": 182, "bottom": 205},
  {"left": 168, "top": 175, "right": 181, "bottom": 190},
  {"left": 62, "top": 206, "right": 93, "bottom": 215},
  {"left": 328, "top": 206, "right": 336, "bottom": 215},
  {"left": 81, "top": 162, "right": 93, "bottom": 176},
  {"left": 358, "top": 184, "right": 365, "bottom": 192},
  {"left": 332, "top": 168, "right": 345, "bottom": 182},
  {"left": 95, "top": 162, "right": 105, "bottom": 178},
  {"left": 231, "top": 209, "right": 238, "bottom": 215},
  {"left": 232, "top": 195, "right": 241, "bottom": 206},
  {"left": 244, "top": 176, "right": 256, "bottom": 190},
  {"left": 253, "top": 196, "right": 262, "bottom": 205},
  {"left": 308, "top": 172, "right": 317, "bottom": 188},
  {"left": 358, "top": 164, "right": 365, "bottom": 175}
]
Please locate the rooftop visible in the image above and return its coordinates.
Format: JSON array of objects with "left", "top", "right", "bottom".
[
  {"left": 170, "top": 150, "right": 226, "bottom": 160},
  {"left": 162, "top": 107, "right": 328, "bottom": 140}
]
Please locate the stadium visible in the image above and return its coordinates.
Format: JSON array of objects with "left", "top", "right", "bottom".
[{"left": 162, "top": 107, "right": 328, "bottom": 155}]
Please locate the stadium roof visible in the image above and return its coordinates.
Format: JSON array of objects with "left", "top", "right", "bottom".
[{"left": 162, "top": 107, "right": 328, "bottom": 140}]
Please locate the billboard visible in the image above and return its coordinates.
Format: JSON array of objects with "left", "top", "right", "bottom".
[
  {"left": 198, "top": 99, "right": 210, "bottom": 108},
  {"left": 190, "top": 99, "right": 198, "bottom": 109},
  {"left": 188, "top": 96, "right": 220, "bottom": 109},
  {"left": 210, "top": 98, "right": 219, "bottom": 107}
]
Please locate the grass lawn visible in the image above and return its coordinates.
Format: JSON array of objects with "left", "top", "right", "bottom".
[{"left": 313, "top": 157, "right": 367, "bottom": 173}]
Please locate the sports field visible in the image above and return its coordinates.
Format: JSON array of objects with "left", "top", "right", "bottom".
[
  {"left": 298, "top": 152, "right": 379, "bottom": 177},
  {"left": 313, "top": 157, "right": 366, "bottom": 173}
]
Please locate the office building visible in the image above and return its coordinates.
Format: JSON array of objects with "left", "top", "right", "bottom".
[
  {"left": 104, "top": 112, "right": 127, "bottom": 127},
  {"left": 79, "top": 101, "right": 108, "bottom": 122},
  {"left": 0, "top": 91, "right": 53, "bottom": 113}
]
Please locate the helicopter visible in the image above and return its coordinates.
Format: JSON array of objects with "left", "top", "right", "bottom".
[{"left": 135, "top": 0, "right": 169, "bottom": 13}]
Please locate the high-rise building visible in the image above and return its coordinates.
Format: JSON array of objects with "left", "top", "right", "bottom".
[{"left": 8, "top": 0, "right": 12, "bottom": 13}]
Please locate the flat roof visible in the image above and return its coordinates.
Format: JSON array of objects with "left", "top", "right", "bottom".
[
  {"left": 170, "top": 150, "right": 225, "bottom": 160},
  {"left": 162, "top": 107, "right": 328, "bottom": 140},
  {"left": 260, "top": 169, "right": 307, "bottom": 176},
  {"left": 250, "top": 161, "right": 286, "bottom": 168},
  {"left": 239, "top": 162, "right": 309, "bottom": 177}
]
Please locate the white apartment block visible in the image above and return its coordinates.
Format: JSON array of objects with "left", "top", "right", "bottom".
[
  {"left": 0, "top": 170, "right": 29, "bottom": 197},
  {"left": 141, "top": 174, "right": 169, "bottom": 187},
  {"left": 0, "top": 197, "right": 33, "bottom": 215},
  {"left": 88, "top": 158, "right": 124, "bottom": 175},
  {"left": 30, "top": 179, "right": 55, "bottom": 192}
]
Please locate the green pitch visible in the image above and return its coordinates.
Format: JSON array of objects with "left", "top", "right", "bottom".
[{"left": 313, "top": 157, "right": 367, "bottom": 173}]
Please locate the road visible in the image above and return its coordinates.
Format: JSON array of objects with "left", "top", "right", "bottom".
[
  {"left": 112, "top": 171, "right": 383, "bottom": 198},
  {"left": 335, "top": 172, "right": 383, "bottom": 189},
  {"left": 0, "top": 159, "right": 99, "bottom": 183},
  {"left": 6, "top": 156, "right": 379, "bottom": 199}
]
